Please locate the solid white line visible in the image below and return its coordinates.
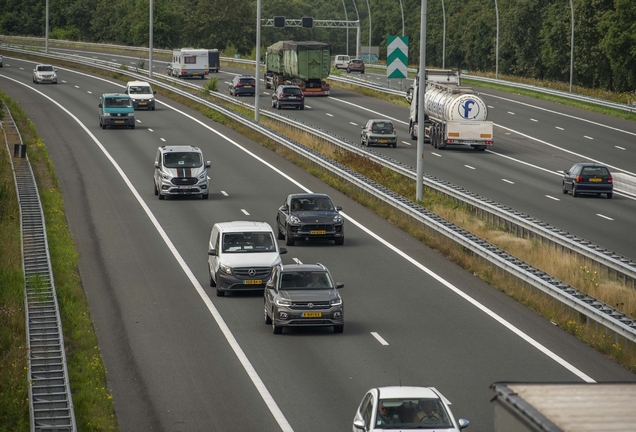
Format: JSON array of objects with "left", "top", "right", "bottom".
[
  {"left": 584, "top": 136, "right": 593, "bottom": 140},
  {"left": 0, "top": 74, "right": 296, "bottom": 432},
  {"left": 326, "top": 113, "right": 334, "bottom": 117},
  {"left": 241, "top": 209, "right": 250, "bottom": 215},
  {"left": 221, "top": 191, "right": 229, "bottom": 196},
  {"left": 545, "top": 195, "right": 560, "bottom": 201},
  {"left": 502, "top": 179, "right": 515, "bottom": 184},
  {"left": 596, "top": 214, "right": 614, "bottom": 221},
  {"left": 371, "top": 332, "right": 389, "bottom": 346},
  {"left": 465, "top": 165, "right": 476, "bottom": 170},
  {"left": 555, "top": 126, "right": 564, "bottom": 130},
  {"left": 401, "top": 141, "right": 411, "bottom": 146},
  {"left": 615, "top": 146, "right": 626, "bottom": 150}
]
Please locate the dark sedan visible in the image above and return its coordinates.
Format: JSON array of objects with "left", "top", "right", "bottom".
[
  {"left": 276, "top": 193, "right": 345, "bottom": 245},
  {"left": 562, "top": 163, "right": 613, "bottom": 198},
  {"left": 264, "top": 263, "right": 344, "bottom": 334}
]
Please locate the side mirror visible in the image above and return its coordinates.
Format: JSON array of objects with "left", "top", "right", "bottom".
[
  {"left": 336, "top": 206, "right": 342, "bottom": 211},
  {"left": 353, "top": 417, "right": 366, "bottom": 430},
  {"left": 564, "top": 170, "right": 569, "bottom": 175},
  {"left": 279, "top": 247, "right": 287, "bottom": 255},
  {"left": 458, "top": 419, "right": 469, "bottom": 429},
  {"left": 207, "top": 249, "right": 217, "bottom": 256},
  {"left": 336, "top": 282, "right": 344, "bottom": 289},
  {"left": 124, "top": 89, "right": 128, "bottom": 94},
  {"left": 154, "top": 162, "right": 160, "bottom": 169},
  {"left": 153, "top": 91, "right": 157, "bottom": 95},
  {"left": 205, "top": 161, "right": 211, "bottom": 168},
  {"left": 98, "top": 103, "right": 102, "bottom": 108}
]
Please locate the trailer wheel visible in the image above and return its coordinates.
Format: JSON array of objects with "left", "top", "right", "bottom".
[{"left": 409, "top": 123, "right": 416, "bottom": 140}]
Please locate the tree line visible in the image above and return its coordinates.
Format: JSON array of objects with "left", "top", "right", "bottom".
[{"left": 1, "top": 0, "right": 634, "bottom": 92}]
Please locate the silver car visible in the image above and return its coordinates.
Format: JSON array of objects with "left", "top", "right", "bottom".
[
  {"left": 264, "top": 263, "right": 344, "bottom": 334},
  {"left": 153, "top": 146, "right": 210, "bottom": 199},
  {"left": 33, "top": 64, "right": 58, "bottom": 84},
  {"left": 361, "top": 119, "right": 397, "bottom": 148}
]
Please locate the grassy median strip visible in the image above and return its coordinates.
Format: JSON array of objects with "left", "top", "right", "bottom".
[{"left": 0, "top": 93, "right": 117, "bottom": 431}]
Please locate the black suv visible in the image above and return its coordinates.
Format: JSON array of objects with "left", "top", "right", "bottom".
[
  {"left": 276, "top": 193, "right": 345, "bottom": 245},
  {"left": 264, "top": 263, "right": 344, "bottom": 334},
  {"left": 272, "top": 85, "right": 304, "bottom": 110},
  {"left": 562, "top": 163, "right": 613, "bottom": 198},
  {"left": 229, "top": 75, "right": 256, "bottom": 96}
]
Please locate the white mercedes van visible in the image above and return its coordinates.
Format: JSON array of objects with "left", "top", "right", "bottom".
[{"left": 208, "top": 221, "right": 287, "bottom": 297}]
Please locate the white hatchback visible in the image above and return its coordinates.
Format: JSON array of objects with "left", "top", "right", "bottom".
[{"left": 333, "top": 54, "right": 351, "bottom": 70}]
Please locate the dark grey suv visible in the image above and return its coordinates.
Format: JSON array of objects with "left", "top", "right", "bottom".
[
  {"left": 272, "top": 85, "right": 304, "bottom": 110},
  {"left": 264, "top": 263, "right": 344, "bottom": 334},
  {"left": 276, "top": 193, "right": 345, "bottom": 245},
  {"left": 229, "top": 75, "right": 256, "bottom": 96}
]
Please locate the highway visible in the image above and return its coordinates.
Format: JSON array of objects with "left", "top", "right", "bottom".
[{"left": 1, "top": 55, "right": 635, "bottom": 432}]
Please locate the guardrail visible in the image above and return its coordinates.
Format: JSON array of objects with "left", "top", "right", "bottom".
[{"left": 3, "top": 45, "right": 636, "bottom": 346}]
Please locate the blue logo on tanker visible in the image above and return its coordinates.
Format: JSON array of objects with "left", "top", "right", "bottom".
[{"left": 459, "top": 99, "right": 480, "bottom": 119}]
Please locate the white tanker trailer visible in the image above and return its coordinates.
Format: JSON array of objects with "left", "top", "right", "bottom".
[{"left": 409, "top": 77, "right": 494, "bottom": 151}]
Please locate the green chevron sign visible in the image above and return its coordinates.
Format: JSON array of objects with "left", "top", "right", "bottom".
[{"left": 387, "top": 36, "right": 408, "bottom": 79}]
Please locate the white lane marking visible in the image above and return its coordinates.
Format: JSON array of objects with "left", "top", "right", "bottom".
[
  {"left": 62, "top": 80, "right": 67, "bottom": 83},
  {"left": 401, "top": 141, "right": 411, "bottom": 146},
  {"left": 465, "top": 165, "right": 476, "bottom": 170},
  {"left": 111, "top": 59, "right": 117, "bottom": 62},
  {"left": 545, "top": 195, "right": 560, "bottom": 201},
  {"left": 241, "top": 209, "right": 250, "bottom": 215},
  {"left": 160, "top": 138, "right": 166, "bottom": 142},
  {"left": 584, "top": 136, "right": 593, "bottom": 140},
  {"left": 615, "top": 146, "right": 626, "bottom": 150},
  {"left": 431, "top": 152, "right": 442, "bottom": 157},
  {"left": 87, "top": 91, "right": 92, "bottom": 94},
  {"left": 148, "top": 128, "right": 154, "bottom": 132},
  {"left": 221, "top": 191, "right": 229, "bottom": 196},
  {"left": 74, "top": 85, "right": 80, "bottom": 88},
  {"left": 20, "top": 67, "right": 24, "bottom": 70},
  {"left": 330, "top": 96, "right": 408, "bottom": 125},
  {"left": 555, "top": 127, "right": 564, "bottom": 130},
  {"left": 487, "top": 105, "right": 494, "bottom": 109},
  {"left": 0, "top": 75, "right": 297, "bottom": 432},
  {"left": 136, "top": 119, "right": 141, "bottom": 123},
  {"left": 350, "top": 122, "right": 358, "bottom": 126},
  {"left": 597, "top": 214, "right": 614, "bottom": 221},
  {"left": 326, "top": 113, "right": 334, "bottom": 117},
  {"left": 507, "top": 111, "right": 515, "bottom": 115},
  {"left": 292, "top": 258, "right": 303, "bottom": 264},
  {"left": 305, "top": 105, "right": 311, "bottom": 109},
  {"left": 224, "top": 81, "right": 231, "bottom": 85},
  {"left": 531, "top": 118, "right": 538, "bottom": 122},
  {"left": 484, "top": 92, "right": 636, "bottom": 138},
  {"left": 263, "top": 92, "right": 269, "bottom": 95},
  {"left": 371, "top": 332, "right": 389, "bottom": 346},
  {"left": 502, "top": 179, "right": 515, "bottom": 184}
]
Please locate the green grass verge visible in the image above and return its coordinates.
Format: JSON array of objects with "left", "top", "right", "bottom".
[{"left": 0, "top": 93, "right": 117, "bottom": 431}]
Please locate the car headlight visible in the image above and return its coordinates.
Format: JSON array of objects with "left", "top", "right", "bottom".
[
  {"left": 289, "top": 215, "right": 301, "bottom": 224},
  {"left": 102, "top": 112, "right": 111, "bottom": 117},
  {"left": 276, "top": 298, "right": 292, "bottom": 307},
  {"left": 160, "top": 171, "right": 172, "bottom": 180},
  {"left": 198, "top": 172, "right": 207, "bottom": 180},
  {"left": 52, "top": 73, "right": 57, "bottom": 77},
  {"left": 333, "top": 215, "right": 343, "bottom": 223},
  {"left": 127, "top": 113, "right": 135, "bottom": 117},
  {"left": 219, "top": 263, "right": 232, "bottom": 275},
  {"left": 330, "top": 297, "right": 342, "bottom": 306}
]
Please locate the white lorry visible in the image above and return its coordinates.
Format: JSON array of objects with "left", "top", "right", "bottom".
[
  {"left": 408, "top": 70, "right": 494, "bottom": 151},
  {"left": 167, "top": 48, "right": 209, "bottom": 79}
]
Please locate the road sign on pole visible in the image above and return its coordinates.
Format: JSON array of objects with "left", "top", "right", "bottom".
[{"left": 387, "top": 36, "right": 408, "bottom": 79}]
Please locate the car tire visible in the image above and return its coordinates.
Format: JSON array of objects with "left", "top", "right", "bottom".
[
  {"left": 202, "top": 193, "right": 209, "bottom": 200},
  {"left": 334, "top": 324, "right": 344, "bottom": 333},
  {"left": 154, "top": 182, "right": 158, "bottom": 196},
  {"left": 277, "top": 101, "right": 281, "bottom": 110},
  {"left": 392, "top": 143, "right": 397, "bottom": 148},
  {"left": 272, "top": 318, "right": 282, "bottom": 334},
  {"left": 335, "top": 237, "right": 344, "bottom": 246},
  {"left": 607, "top": 192, "right": 613, "bottom": 199},
  {"left": 346, "top": 68, "right": 351, "bottom": 73},
  {"left": 158, "top": 192, "right": 165, "bottom": 200},
  {"left": 409, "top": 123, "right": 416, "bottom": 140},
  {"left": 562, "top": 182, "right": 568, "bottom": 194},
  {"left": 209, "top": 267, "right": 216, "bottom": 287},
  {"left": 572, "top": 186, "right": 578, "bottom": 197},
  {"left": 101, "top": 121, "right": 107, "bottom": 130},
  {"left": 285, "top": 227, "right": 295, "bottom": 246},
  {"left": 361, "top": 70, "right": 365, "bottom": 74},
  {"left": 276, "top": 222, "right": 285, "bottom": 240},
  {"left": 271, "top": 100, "right": 276, "bottom": 108},
  {"left": 151, "top": 106, "right": 155, "bottom": 111},
  {"left": 300, "top": 105, "right": 304, "bottom": 110},
  {"left": 216, "top": 287, "right": 225, "bottom": 297},
  {"left": 264, "top": 305, "right": 272, "bottom": 324}
]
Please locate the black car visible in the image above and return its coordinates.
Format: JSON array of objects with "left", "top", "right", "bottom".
[
  {"left": 229, "top": 75, "right": 256, "bottom": 96},
  {"left": 264, "top": 263, "right": 344, "bottom": 334},
  {"left": 562, "top": 163, "right": 613, "bottom": 198},
  {"left": 272, "top": 85, "right": 304, "bottom": 110},
  {"left": 276, "top": 193, "right": 345, "bottom": 245}
]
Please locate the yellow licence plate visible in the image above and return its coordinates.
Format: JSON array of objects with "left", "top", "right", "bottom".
[
  {"left": 589, "top": 177, "right": 602, "bottom": 183},
  {"left": 193, "top": 72, "right": 199, "bottom": 74},
  {"left": 379, "top": 139, "right": 388, "bottom": 143},
  {"left": 139, "top": 102, "right": 147, "bottom": 105},
  {"left": 244, "top": 280, "right": 262, "bottom": 285},
  {"left": 245, "top": 86, "right": 252, "bottom": 88},
  {"left": 311, "top": 230, "right": 326, "bottom": 235},
  {"left": 301, "top": 312, "right": 322, "bottom": 318},
  {"left": 115, "top": 120, "right": 124, "bottom": 124}
]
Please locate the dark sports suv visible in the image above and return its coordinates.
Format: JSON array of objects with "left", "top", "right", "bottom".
[
  {"left": 272, "top": 85, "right": 304, "bottom": 110},
  {"left": 276, "top": 193, "right": 345, "bottom": 245},
  {"left": 264, "top": 263, "right": 344, "bottom": 334},
  {"left": 562, "top": 163, "right": 613, "bottom": 198},
  {"left": 229, "top": 75, "right": 256, "bottom": 96}
]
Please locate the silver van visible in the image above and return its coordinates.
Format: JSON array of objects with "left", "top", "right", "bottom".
[
  {"left": 208, "top": 221, "right": 287, "bottom": 297},
  {"left": 153, "top": 145, "right": 210, "bottom": 199}
]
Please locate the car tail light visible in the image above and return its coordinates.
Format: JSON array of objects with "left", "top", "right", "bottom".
[
  {"left": 576, "top": 176, "right": 583, "bottom": 182},
  {"left": 279, "top": 93, "right": 284, "bottom": 98},
  {"left": 236, "top": 82, "right": 243, "bottom": 87},
  {"left": 608, "top": 176, "right": 613, "bottom": 183},
  {"left": 447, "top": 139, "right": 455, "bottom": 143}
]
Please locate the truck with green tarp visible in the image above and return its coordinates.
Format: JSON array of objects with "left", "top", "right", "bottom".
[{"left": 265, "top": 41, "right": 331, "bottom": 96}]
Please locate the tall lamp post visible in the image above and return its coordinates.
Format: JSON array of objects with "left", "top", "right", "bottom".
[
  {"left": 342, "top": 0, "right": 349, "bottom": 55},
  {"left": 569, "top": 0, "right": 574, "bottom": 93},
  {"left": 494, "top": 0, "right": 499, "bottom": 79},
  {"left": 398, "top": 0, "right": 405, "bottom": 36},
  {"left": 45, "top": 0, "right": 49, "bottom": 54},
  {"left": 255, "top": 0, "right": 262, "bottom": 121},
  {"left": 351, "top": 0, "right": 361, "bottom": 58},
  {"left": 364, "top": 0, "right": 372, "bottom": 59},
  {"left": 441, "top": 0, "right": 445, "bottom": 69},
  {"left": 416, "top": 0, "right": 428, "bottom": 201},
  {"left": 149, "top": 0, "right": 153, "bottom": 78}
]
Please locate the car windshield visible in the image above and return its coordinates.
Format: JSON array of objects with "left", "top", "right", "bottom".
[
  {"left": 376, "top": 398, "right": 453, "bottom": 429},
  {"left": 222, "top": 232, "right": 275, "bottom": 253},
  {"left": 371, "top": 122, "right": 394, "bottom": 133},
  {"left": 104, "top": 97, "right": 132, "bottom": 108},
  {"left": 129, "top": 86, "right": 152, "bottom": 94},
  {"left": 279, "top": 271, "right": 333, "bottom": 290},
  {"left": 581, "top": 166, "right": 610, "bottom": 176},
  {"left": 291, "top": 197, "right": 334, "bottom": 211},
  {"left": 37, "top": 66, "right": 54, "bottom": 72},
  {"left": 283, "top": 87, "right": 302, "bottom": 95},
  {"left": 163, "top": 152, "right": 203, "bottom": 168}
]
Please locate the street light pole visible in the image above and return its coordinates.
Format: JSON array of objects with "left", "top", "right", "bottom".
[
  {"left": 398, "top": 0, "right": 404, "bottom": 36},
  {"left": 149, "top": 0, "right": 153, "bottom": 78},
  {"left": 441, "top": 0, "right": 445, "bottom": 69},
  {"left": 364, "top": 0, "right": 371, "bottom": 59},
  {"left": 45, "top": 0, "right": 49, "bottom": 54},
  {"left": 494, "top": 0, "right": 499, "bottom": 79},
  {"left": 255, "top": 0, "right": 262, "bottom": 122},
  {"left": 351, "top": 0, "right": 361, "bottom": 58},
  {"left": 416, "top": 0, "right": 428, "bottom": 201},
  {"left": 569, "top": 0, "right": 574, "bottom": 93},
  {"left": 342, "top": 0, "right": 349, "bottom": 55}
]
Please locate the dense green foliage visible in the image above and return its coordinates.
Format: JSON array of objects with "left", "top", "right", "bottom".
[{"left": 1, "top": 0, "right": 634, "bottom": 91}]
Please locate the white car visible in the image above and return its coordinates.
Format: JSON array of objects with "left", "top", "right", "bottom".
[
  {"left": 333, "top": 54, "right": 351, "bottom": 70},
  {"left": 353, "top": 386, "right": 469, "bottom": 431},
  {"left": 125, "top": 80, "right": 156, "bottom": 110},
  {"left": 33, "top": 64, "right": 57, "bottom": 84}
]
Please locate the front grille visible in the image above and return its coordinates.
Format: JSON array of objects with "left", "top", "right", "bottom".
[
  {"left": 171, "top": 177, "right": 197, "bottom": 186},
  {"left": 290, "top": 301, "right": 331, "bottom": 310},
  {"left": 288, "top": 320, "right": 332, "bottom": 325},
  {"left": 233, "top": 267, "right": 272, "bottom": 279},
  {"left": 302, "top": 224, "right": 333, "bottom": 231}
]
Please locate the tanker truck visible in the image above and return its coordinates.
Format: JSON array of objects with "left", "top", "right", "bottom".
[
  {"left": 265, "top": 41, "right": 331, "bottom": 96},
  {"left": 408, "top": 71, "right": 494, "bottom": 151}
]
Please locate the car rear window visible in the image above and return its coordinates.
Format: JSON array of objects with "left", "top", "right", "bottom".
[
  {"left": 240, "top": 78, "right": 255, "bottom": 85},
  {"left": 283, "top": 87, "right": 302, "bottom": 95},
  {"left": 581, "top": 167, "right": 610, "bottom": 176},
  {"left": 372, "top": 122, "right": 394, "bottom": 132},
  {"left": 351, "top": 60, "right": 363, "bottom": 65}
]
